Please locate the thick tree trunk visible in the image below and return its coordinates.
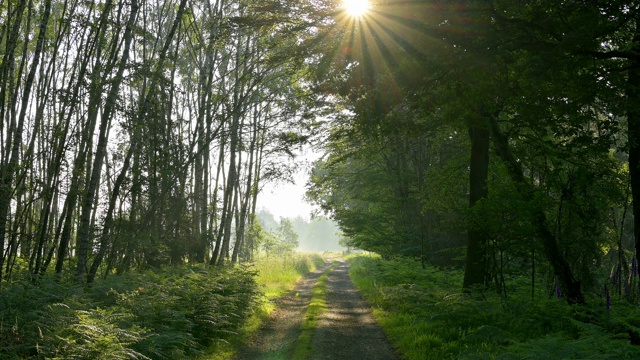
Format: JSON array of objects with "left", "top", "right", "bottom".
[
  {"left": 489, "top": 115, "right": 585, "bottom": 305},
  {"left": 463, "top": 120, "right": 490, "bottom": 289}
]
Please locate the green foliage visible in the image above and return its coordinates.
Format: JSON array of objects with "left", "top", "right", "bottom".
[
  {"left": 54, "top": 307, "right": 148, "bottom": 360},
  {"left": 257, "top": 215, "right": 313, "bottom": 256},
  {"left": 349, "top": 255, "right": 640, "bottom": 360},
  {"left": 276, "top": 218, "right": 300, "bottom": 250},
  {"left": 0, "top": 264, "right": 259, "bottom": 359}
]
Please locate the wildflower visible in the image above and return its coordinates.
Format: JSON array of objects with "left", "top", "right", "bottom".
[{"left": 555, "top": 282, "right": 561, "bottom": 299}]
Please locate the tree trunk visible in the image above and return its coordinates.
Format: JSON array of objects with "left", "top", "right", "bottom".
[
  {"left": 463, "top": 119, "right": 490, "bottom": 289},
  {"left": 627, "top": 23, "right": 640, "bottom": 292},
  {"left": 0, "top": 0, "right": 57, "bottom": 282},
  {"left": 75, "top": 0, "right": 135, "bottom": 283},
  {"left": 489, "top": 115, "right": 585, "bottom": 305}
]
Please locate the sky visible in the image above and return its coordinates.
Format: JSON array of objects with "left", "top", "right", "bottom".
[{"left": 257, "top": 147, "right": 322, "bottom": 221}]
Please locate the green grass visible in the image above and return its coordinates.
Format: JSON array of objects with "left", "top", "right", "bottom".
[
  {"left": 348, "top": 255, "right": 640, "bottom": 360},
  {"left": 254, "top": 253, "right": 326, "bottom": 299},
  {"left": 204, "top": 252, "right": 326, "bottom": 360},
  {"left": 292, "top": 261, "right": 339, "bottom": 360}
]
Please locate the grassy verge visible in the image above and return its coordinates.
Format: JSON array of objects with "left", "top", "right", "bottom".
[
  {"left": 292, "top": 261, "right": 339, "bottom": 360},
  {"left": 0, "top": 253, "right": 325, "bottom": 360},
  {"left": 205, "top": 252, "right": 326, "bottom": 359},
  {"left": 349, "top": 255, "right": 640, "bottom": 359},
  {"left": 1, "top": 264, "right": 260, "bottom": 359}
]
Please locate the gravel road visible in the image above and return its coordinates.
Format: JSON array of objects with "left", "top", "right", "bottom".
[{"left": 234, "top": 259, "right": 399, "bottom": 360}]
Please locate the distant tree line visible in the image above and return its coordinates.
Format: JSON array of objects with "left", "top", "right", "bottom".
[{"left": 256, "top": 209, "right": 345, "bottom": 253}]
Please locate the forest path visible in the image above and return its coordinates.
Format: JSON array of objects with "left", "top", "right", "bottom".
[{"left": 233, "top": 258, "right": 399, "bottom": 360}]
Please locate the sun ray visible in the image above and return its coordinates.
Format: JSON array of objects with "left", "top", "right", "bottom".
[{"left": 326, "top": 1, "right": 445, "bottom": 105}]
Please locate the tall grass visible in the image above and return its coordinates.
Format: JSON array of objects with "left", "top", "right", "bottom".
[
  {"left": 349, "top": 255, "right": 640, "bottom": 359},
  {"left": 253, "top": 252, "right": 326, "bottom": 299}
]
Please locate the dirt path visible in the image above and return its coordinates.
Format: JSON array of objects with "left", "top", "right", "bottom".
[
  {"left": 232, "top": 262, "right": 331, "bottom": 360},
  {"left": 309, "top": 260, "right": 398, "bottom": 360},
  {"left": 234, "top": 259, "right": 399, "bottom": 360}
]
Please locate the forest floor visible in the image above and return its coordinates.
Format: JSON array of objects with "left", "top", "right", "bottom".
[{"left": 232, "top": 258, "right": 399, "bottom": 360}]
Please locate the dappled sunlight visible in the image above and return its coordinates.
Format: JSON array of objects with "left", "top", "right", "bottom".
[{"left": 325, "top": 1, "right": 442, "bottom": 105}]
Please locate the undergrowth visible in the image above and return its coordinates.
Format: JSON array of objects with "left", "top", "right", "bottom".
[
  {"left": 0, "top": 252, "right": 325, "bottom": 359},
  {"left": 349, "top": 255, "right": 640, "bottom": 360}
]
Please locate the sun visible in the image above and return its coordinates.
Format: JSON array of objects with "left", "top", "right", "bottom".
[{"left": 343, "top": 0, "right": 370, "bottom": 17}]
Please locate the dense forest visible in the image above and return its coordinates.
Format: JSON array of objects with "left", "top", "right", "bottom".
[
  {"left": 0, "top": 0, "right": 322, "bottom": 283},
  {"left": 306, "top": 0, "right": 640, "bottom": 306},
  {"left": 3, "top": 0, "right": 640, "bottom": 358}
]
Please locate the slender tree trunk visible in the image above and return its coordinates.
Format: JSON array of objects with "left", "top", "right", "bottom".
[
  {"left": 627, "top": 22, "right": 640, "bottom": 287},
  {"left": 211, "top": 137, "right": 226, "bottom": 264},
  {"left": 76, "top": 0, "right": 136, "bottom": 283},
  {"left": 19, "top": 0, "right": 54, "bottom": 276},
  {"left": 0, "top": 0, "right": 43, "bottom": 282},
  {"left": 489, "top": 115, "right": 585, "bottom": 305},
  {"left": 463, "top": 119, "right": 490, "bottom": 289},
  {"left": 217, "top": 115, "right": 239, "bottom": 265},
  {"left": 53, "top": 7, "right": 98, "bottom": 275},
  {"left": 87, "top": 135, "right": 136, "bottom": 283},
  {"left": 232, "top": 104, "right": 259, "bottom": 263}
]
